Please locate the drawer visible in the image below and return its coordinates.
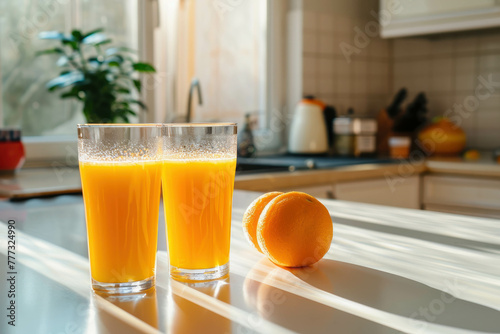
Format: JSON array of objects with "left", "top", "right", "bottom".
[
  {"left": 423, "top": 175, "right": 500, "bottom": 211},
  {"left": 333, "top": 176, "right": 420, "bottom": 209}
]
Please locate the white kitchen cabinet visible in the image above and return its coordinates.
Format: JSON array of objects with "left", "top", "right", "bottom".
[
  {"left": 274, "top": 176, "right": 420, "bottom": 209},
  {"left": 333, "top": 176, "right": 421, "bottom": 209},
  {"left": 423, "top": 175, "right": 500, "bottom": 219},
  {"left": 380, "top": 0, "right": 500, "bottom": 38}
]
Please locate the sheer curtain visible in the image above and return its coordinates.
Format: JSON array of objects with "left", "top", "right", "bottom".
[{"left": 160, "top": 0, "right": 268, "bottom": 125}]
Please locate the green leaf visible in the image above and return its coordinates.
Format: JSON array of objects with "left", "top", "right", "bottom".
[
  {"left": 35, "top": 47, "right": 64, "bottom": 56},
  {"left": 132, "top": 62, "right": 156, "bottom": 72},
  {"left": 108, "top": 61, "right": 120, "bottom": 67},
  {"left": 133, "top": 79, "right": 141, "bottom": 92},
  {"left": 71, "top": 30, "right": 83, "bottom": 42},
  {"left": 60, "top": 90, "right": 82, "bottom": 100},
  {"left": 95, "top": 39, "right": 112, "bottom": 46},
  {"left": 61, "top": 39, "right": 79, "bottom": 50},
  {"left": 83, "top": 28, "right": 104, "bottom": 39},
  {"left": 38, "top": 31, "right": 66, "bottom": 40},
  {"left": 127, "top": 99, "right": 147, "bottom": 110},
  {"left": 56, "top": 56, "right": 69, "bottom": 67},
  {"left": 46, "top": 72, "right": 84, "bottom": 91},
  {"left": 105, "top": 47, "right": 136, "bottom": 56},
  {"left": 115, "top": 87, "right": 130, "bottom": 94},
  {"left": 105, "top": 55, "right": 124, "bottom": 64},
  {"left": 82, "top": 33, "right": 110, "bottom": 45}
]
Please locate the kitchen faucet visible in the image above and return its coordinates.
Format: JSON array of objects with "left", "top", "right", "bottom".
[{"left": 186, "top": 78, "right": 203, "bottom": 123}]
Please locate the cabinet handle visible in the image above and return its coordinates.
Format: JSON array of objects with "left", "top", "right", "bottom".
[{"left": 326, "top": 191, "right": 335, "bottom": 199}]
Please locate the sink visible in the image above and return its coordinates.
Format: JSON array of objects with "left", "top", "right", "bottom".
[{"left": 236, "top": 155, "right": 394, "bottom": 175}]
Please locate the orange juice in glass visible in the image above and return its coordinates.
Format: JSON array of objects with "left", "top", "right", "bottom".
[
  {"left": 162, "top": 123, "right": 237, "bottom": 281},
  {"left": 78, "top": 124, "right": 162, "bottom": 294}
]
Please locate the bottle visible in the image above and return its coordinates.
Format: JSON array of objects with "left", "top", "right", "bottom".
[{"left": 237, "top": 113, "right": 256, "bottom": 157}]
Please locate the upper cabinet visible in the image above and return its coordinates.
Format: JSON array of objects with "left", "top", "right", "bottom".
[{"left": 380, "top": 0, "right": 500, "bottom": 38}]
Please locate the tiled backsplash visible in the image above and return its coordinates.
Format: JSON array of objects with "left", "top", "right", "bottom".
[
  {"left": 393, "top": 31, "right": 500, "bottom": 150},
  {"left": 302, "top": 0, "right": 392, "bottom": 117},
  {"left": 301, "top": 1, "right": 500, "bottom": 150}
]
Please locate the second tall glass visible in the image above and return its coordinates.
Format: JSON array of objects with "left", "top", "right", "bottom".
[{"left": 162, "top": 123, "right": 237, "bottom": 281}]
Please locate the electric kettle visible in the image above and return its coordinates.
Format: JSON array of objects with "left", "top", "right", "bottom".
[{"left": 288, "top": 98, "right": 328, "bottom": 154}]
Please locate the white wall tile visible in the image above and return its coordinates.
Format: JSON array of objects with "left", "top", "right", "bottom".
[
  {"left": 317, "top": 76, "right": 335, "bottom": 95},
  {"left": 367, "top": 77, "right": 379, "bottom": 95},
  {"left": 318, "top": 13, "right": 335, "bottom": 34},
  {"left": 430, "top": 37, "right": 454, "bottom": 56},
  {"left": 427, "top": 94, "right": 453, "bottom": 117},
  {"left": 303, "top": 75, "right": 317, "bottom": 96},
  {"left": 352, "top": 76, "right": 368, "bottom": 95},
  {"left": 336, "top": 75, "right": 351, "bottom": 95},
  {"left": 431, "top": 58, "right": 454, "bottom": 76},
  {"left": 353, "top": 60, "right": 368, "bottom": 76},
  {"left": 478, "top": 94, "right": 500, "bottom": 110},
  {"left": 303, "top": 56, "right": 317, "bottom": 76},
  {"left": 318, "top": 95, "right": 336, "bottom": 106},
  {"left": 413, "top": 59, "right": 431, "bottom": 77},
  {"left": 393, "top": 38, "right": 431, "bottom": 59},
  {"left": 476, "top": 111, "right": 500, "bottom": 149},
  {"left": 303, "top": 11, "right": 318, "bottom": 33},
  {"left": 431, "top": 75, "right": 453, "bottom": 93},
  {"left": 454, "top": 74, "right": 476, "bottom": 93},
  {"left": 303, "top": 32, "right": 318, "bottom": 54},
  {"left": 477, "top": 68, "right": 500, "bottom": 85},
  {"left": 393, "top": 60, "right": 411, "bottom": 75},
  {"left": 318, "top": 57, "right": 335, "bottom": 76},
  {"left": 369, "top": 38, "right": 390, "bottom": 59},
  {"left": 335, "top": 16, "right": 351, "bottom": 34},
  {"left": 368, "top": 61, "right": 387, "bottom": 77},
  {"left": 455, "top": 56, "right": 476, "bottom": 75},
  {"left": 479, "top": 54, "right": 500, "bottom": 71},
  {"left": 335, "top": 58, "right": 351, "bottom": 77},
  {"left": 413, "top": 76, "right": 429, "bottom": 92},
  {"left": 479, "top": 32, "right": 500, "bottom": 52},
  {"left": 318, "top": 34, "right": 335, "bottom": 55},
  {"left": 454, "top": 35, "right": 478, "bottom": 54}
]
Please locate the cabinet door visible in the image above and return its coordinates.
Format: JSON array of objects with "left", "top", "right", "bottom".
[
  {"left": 380, "top": 0, "right": 500, "bottom": 38},
  {"left": 423, "top": 175, "right": 500, "bottom": 211},
  {"left": 333, "top": 176, "right": 420, "bottom": 209}
]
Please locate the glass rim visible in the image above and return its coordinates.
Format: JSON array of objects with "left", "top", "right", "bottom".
[
  {"left": 77, "top": 123, "right": 162, "bottom": 128},
  {"left": 162, "top": 122, "right": 236, "bottom": 128}
]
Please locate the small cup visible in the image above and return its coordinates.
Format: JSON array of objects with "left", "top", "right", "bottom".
[
  {"left": 78, "top": 124, "right": 163, "bottom": 294},
  {"left": 0, "top": 129, "right": 25, "bottom": 173},
  {"left": 389, "top": 136, "right": 411, "bottom": 159},
  {"left": 162, "top": 123, "right": 237, "bottom": 281}
]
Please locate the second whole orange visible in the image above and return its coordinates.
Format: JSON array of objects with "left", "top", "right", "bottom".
[{"left": 256, "top": 192, "right": 333, "bottom": 267}]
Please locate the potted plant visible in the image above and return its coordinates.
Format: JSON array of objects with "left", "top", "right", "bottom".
[{"left": 36, "top": 28, "right": 155, "bottom": 123}]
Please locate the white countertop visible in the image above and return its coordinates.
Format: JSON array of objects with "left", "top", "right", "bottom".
[
  {"left": 1, "top": 190, "right": 499, "bottom": 333},
  {"left": 4, "top": 157, "right": 500, "bottom": 199}
]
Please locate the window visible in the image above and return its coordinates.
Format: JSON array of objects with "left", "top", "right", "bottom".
[
  {"left": 0, "top": 0, "right": 140, "bottom": 164},
  {"left": 1, "top": 0, "right": 290, "bottom": 163},
  {"left": 156, "top": 0, "right": 286, "bottom": 152}
]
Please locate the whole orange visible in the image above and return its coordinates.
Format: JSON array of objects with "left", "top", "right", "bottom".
[
  {"left": 242, "top": 192, "right": 283, "bottom": 253},
  {"left": 256, "top": 192, "right": 333, "bottom": 267}
]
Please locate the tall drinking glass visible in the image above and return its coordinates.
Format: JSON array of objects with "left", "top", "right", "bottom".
[
  {"left": 77, "top": 124, "right": 163, "bottom": 294},
  {"left": 162, "top": 123, "right": 237, "bottom": 281}
]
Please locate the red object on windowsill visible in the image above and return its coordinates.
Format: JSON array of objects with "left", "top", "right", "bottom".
[{"left": 0, "top": 129, "right": 25, "bottom": 172}]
